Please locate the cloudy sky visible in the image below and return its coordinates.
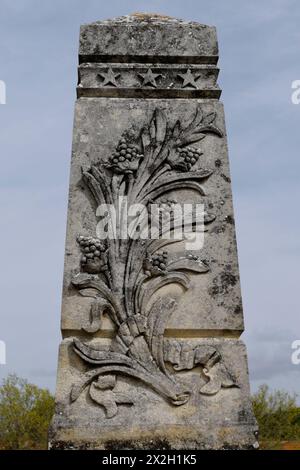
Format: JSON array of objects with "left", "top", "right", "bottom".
[{"left": 0, "top": 0, "right": 299, "bottom": 396}]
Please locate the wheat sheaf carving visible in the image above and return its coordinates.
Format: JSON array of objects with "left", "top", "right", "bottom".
[{"left": 70, "top": 107, "right": 238, "bottom": 418}]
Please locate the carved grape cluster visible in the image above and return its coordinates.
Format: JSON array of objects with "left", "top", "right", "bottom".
[
  {"left": 177, "top": 147, "right": 201, "bottom": 171},
  {"left": 150, "top": 251, "right": 168, "bottom": 270},
  {"left": 77, "top": 235, "right": 107, "bottom": 273},
  {"left": 143, "top": 251, "right": 168, "bottom": 276},
  {"left": 107, "top": 138, "right": 144, "bottom": 174},
  {"left": 168, "top": 146, "right": 202, "bottom": 172}
]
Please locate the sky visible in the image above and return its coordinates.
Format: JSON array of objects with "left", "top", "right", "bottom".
[{"left": 0, "top": 0, "right": 299, "bottom": 397}]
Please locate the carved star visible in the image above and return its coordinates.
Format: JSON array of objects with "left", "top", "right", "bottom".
[
  {"left": 177, "top": 69, "right": 201, "bottom": 89},
  {"left": 138, "top": 68, "right": 161, "bottom": 88},
  {"left": 98, "top": 67, "right": 120, "bottom": 87}
]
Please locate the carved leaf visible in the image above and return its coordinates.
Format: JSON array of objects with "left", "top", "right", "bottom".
[
  {"left": 146, "top": 180, "right": 206, "bottom": 200},
  {"left": 71, "top": 363, "right": 190, "bottom": 406},
  {"left": 77, "top": 288, "right": 99, "bottom": 299},
  {"left": 179, "top": 133, "right": 206, "bottom": 146},
  {"left": 197, "top": 124, "right": 223, "bottom": 137},
  {"left": 82, "top": 165, "right": 114, "bottom": 205},
  {"left": 147, "top": 238, "right": 180, "bottom": 255},
  {"left": 82, "top": 170, "right": 105, "bottom": 205},
  {"left": 177, "top": 107, "right": 223, "bottom": 146},
  {"left": 141, "top": 126, "right": 151, "bottom": 150},
  {"left": 167, "top": 257, "right": 209, "bottom": 273},
  {"left": 146, "top": 297, "right": 177, "bottom": 372},
  {"left": 154, "top": 109, "right": 167, "bottom": 144},
  {"left": 138, "top": 272, "right": 190, "bottom": 315},
  {"left": 172, "top": 120, "right": 181, "bottom": 139},
  {"left": 202, "top": 111, "right": 216, "bottom": 125},
  {"left": 82, "top": 298, "right": 113, "bottom": 334},
  {"left": 145, "top": 170, "right": 213, "bottom": 197},
  {"left": 72, "top": 273, "right": 116, "bottom": 310},
  {"left": 183, "top": 106, "right": 203, "bottom": 133},
  {"left": 73, "top": 338, "right": 133, "bottom": 366}
]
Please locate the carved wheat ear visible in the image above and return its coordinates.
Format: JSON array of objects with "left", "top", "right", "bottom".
[{"left": 176, "top": 107, "right": 223, "bottom": 147}]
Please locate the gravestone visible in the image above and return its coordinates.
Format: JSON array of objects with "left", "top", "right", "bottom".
[{"left": 49, "top": 14, "right": 258, "bottom": 449}]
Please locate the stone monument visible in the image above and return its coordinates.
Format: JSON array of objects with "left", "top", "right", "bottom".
[{"left": 49, "top": 14, "right": 258, "bottom": 449}]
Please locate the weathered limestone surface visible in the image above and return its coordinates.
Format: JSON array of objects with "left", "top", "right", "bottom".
[{"left": 49, "top": 14, "right": 258, "bottom": 450}]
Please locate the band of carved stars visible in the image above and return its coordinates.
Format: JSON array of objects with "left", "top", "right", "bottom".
[{"left": 96, "top": 67, "right": 202, "bottom": 89}]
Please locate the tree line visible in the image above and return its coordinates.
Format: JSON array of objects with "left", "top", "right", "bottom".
[{"left": 0, "top": 374, "right": 299, "bottom": 450}]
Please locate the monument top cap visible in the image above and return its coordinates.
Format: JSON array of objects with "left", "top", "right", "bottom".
[{"left": 79, "top": 13, "right": 218, "bottom": 64}]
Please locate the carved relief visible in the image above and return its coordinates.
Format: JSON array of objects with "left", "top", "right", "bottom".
[
  {"left": 138, "top": 68, "right": 161, "bottom": 87},
  {"left": 164, "top": 339, "right": 238, "bottom": 395},
  {"left": 89, "top": 375, "right": 134, "bottom": 418},
  {"left": 70, "top": 107, "right": 235, "bottom": 417},
  {"left": 177, "top": 69, "right": 201, "bottom": 89},
  {"left": 98, "top": 67, "right": 120, "bottom": 87},
  {"left": 78, "top": 64, "right": 220, "bottom": 97}
]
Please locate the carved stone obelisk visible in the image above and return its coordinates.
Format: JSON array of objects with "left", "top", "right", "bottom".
[{"left": 49, "top": 14, "right": 258, "bottom": 449}]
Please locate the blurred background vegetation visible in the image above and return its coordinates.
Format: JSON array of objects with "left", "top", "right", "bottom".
[
  {"left": 0, "top": 374, "right": 299, "bottom": 450},
  {"left": 0, "top": 375, "right": 54, "bottom": 450},
  {"left": 252, "top": 384, "right": 300, "bottom": 450}
]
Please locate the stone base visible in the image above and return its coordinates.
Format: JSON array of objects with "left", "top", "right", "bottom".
[
  {"left": 49, "top": 427, "right": 257, "bottom": 450},
  {"left": 49, "top": 338, "right": 258, "bottom": 450}
]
